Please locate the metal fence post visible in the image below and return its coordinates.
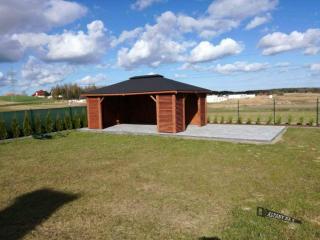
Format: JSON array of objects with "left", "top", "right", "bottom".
[
  {"left": 317, "top": 98, "right": 319, "bottom": 126},
  {"left": 273, "top": 98, "right": 276, "bottom": 125},
  {"left": 237, "top": 100, "right": 240, "bottom": 123}
]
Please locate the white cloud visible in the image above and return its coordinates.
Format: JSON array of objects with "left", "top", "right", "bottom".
[
  {"left": 131, "top": 0, "right": 163, "bottom": 10},
  {"left": 117, "top": 0, "right": 278, "bottom": 69},
  {"left": 174, "top": 73, "right": 187, "bottom": 79},
  {"left": 208, "top": 0, "right": 278, "bottom": 20},
  {"left": 189, "top": 39, "right": 243, "bottom": 63},
  {"left": 13, "top": 20, "right": 109, "bottom": 63},
  {"left": 258, "top": 28, "right": 320, "bottom": 55},
  {"left": 211, "top": 61, "right": 269, "bottom": 74},
  {"left": 310, "top": 63, "right": 320, "bottom": 72},
  {"left": 0, "top": 37, "right": 24, "bottom": 62},
  {"left": 21, "top": 56, "right": 73, "bottom": 88},
  {"left": 79, "top": 74, "right": 107, "bottom": 85},
  {"left": 111, "top": 27, "right": 143, "bottom": 47},
  {"left": 0, "top": 0, "right": 91, "bottom": 63},
  {"left": 275, "top": 62, "right": 290, "bottom": 67},
  {"left": 0, "top": 0, "right": 87, "bottom": 34},
  {"left": 117, "top": 12, "right": 187, "bottom": 69},
  {"left": 245, "top": 14, "right": 271, "bottom": 30},
  {"left": 180, "top": 61, "right": 268, "bottom": 74}
]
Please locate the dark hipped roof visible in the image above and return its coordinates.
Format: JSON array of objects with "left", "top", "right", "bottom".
[{"left": 83, "top": 74, "right": 212, "bottom": 96}]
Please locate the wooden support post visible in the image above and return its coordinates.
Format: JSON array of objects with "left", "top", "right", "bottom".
[{"left": 150, "top": 95, "right": 156, "bottom": 102}]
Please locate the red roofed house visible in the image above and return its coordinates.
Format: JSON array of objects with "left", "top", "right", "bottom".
[{"left": 32, "top": 90, "right": 49, "bottom": 98}]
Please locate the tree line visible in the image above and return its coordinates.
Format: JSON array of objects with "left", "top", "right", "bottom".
[{"left": 50, "top": 84, "right": 97, "bottom": 99}]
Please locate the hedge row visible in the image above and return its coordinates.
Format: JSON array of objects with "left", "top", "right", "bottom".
[{"left": 0, "top": 110, "right": 87, "bottom": 140}]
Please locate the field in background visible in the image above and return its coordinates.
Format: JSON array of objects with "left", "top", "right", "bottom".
[
  {"left": 0, "top": 96, "right": 86, "bottom": 112},
  {"left": 0, "top": 128, "right": 319, "bottom": 239},
  {"left": 208, "top": 93, "right": 320, "bottom": 125}
]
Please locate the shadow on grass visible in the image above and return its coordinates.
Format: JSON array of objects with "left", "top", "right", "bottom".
[
  {"left": 32, "top": 131, "right": 70, "bottom": 140},
  {"left": 0, "top": 188, "right": 79, "bottom": 240}
]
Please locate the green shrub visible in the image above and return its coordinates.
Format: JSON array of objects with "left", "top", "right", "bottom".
[
  {"left": 23, "top": 111, "right": 32, "bottom": 136},
  {"left": 0, "top": 118, "right": 8, "bottom": 140},
  {"left": 81, "top": 109, "right": 87, "bottom": 127},
  {"left": 255, "top": 116, "right": 261, "bottom": 125},
  {"left": 237, "top": 116, "right": 242, "bottom": 124},
  {"left": 34, "top": 114, "right": 42, "bottom": 134},
  {"left": 266, "top": 115, "right": 273, "bottom": 125},
  {"left": 219, "top": 116, "right": 224, "bottom": 124},
  {"left": 45, "top": 112, "right": 53, "bottom": 133},
  {"left": 55, "top": 114, "right": 64, "bottom": 131},
  {"left": 73, "top": 114, "right": 81, "bottom": 129},
  {"left": 297, "top": 116, "right": 304, "bottom": 125},
  {"left": 308, "top": 118, "right": 314, "bottom": 126},
  {"left": 11, "top": 117, "right": 20, "bottom": 138},
  {"left": 246, "top": 117, "right": 252, "bottom": 124},
  {"left": 227, "top": 116, "right": 233, "bottom": 124},
  {"left": 287, "top": 115, "right": 293, "bottom": 125},
  {"left": 213, "top": 116, "right": 218, "bottom": 124},
  {"left": 64, "top": 111, "right": 73, "bottom": 130},
  {"left": 276, "top": 116, "right": 282, "bottom": 125}
]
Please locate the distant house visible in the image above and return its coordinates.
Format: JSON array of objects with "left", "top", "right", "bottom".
[{"left": 32, "top": 90, "right": 49, "bottom": 98}]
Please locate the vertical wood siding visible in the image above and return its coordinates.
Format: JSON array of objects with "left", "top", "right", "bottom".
[
  {"left": 175, "top": 94, "right": 185, "bottom": 132},
  {"left": 157, "top": 94, "right": 174, "bottom": 132},
  {"left": 87, "top": 97, "right": 102, "bottom": 129},
  {"left": 199, "top": 95, "right": 207, "bottom": 126}
]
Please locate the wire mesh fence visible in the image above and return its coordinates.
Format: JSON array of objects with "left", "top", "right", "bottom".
[{"left": 207, "top": 95, "right": 319, "bottom": 126}]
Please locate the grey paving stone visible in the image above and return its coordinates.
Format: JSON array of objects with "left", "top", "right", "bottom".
[{"left": 80, "top": 124, "right": 287, "bottom": 143}]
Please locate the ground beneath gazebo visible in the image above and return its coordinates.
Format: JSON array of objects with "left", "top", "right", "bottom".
[{"left": 80, "top": 124, "right": 286, "bottom": 143}]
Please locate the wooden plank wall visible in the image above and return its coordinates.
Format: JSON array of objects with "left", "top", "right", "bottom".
[
  {"left": 157, "top": 94, "right": 174, "bottom": 132},
  {"left": 175, "top": 94, "right": 185, "bottom": 132},
  {"left": 198, "top": 94, "right": 207, "bottom": 126},
  {"left": 87, "top": 97, "right": 102, "bottom": 129},
  {"left": 184, "top": 94, "right": 207, "bottom": 127}
]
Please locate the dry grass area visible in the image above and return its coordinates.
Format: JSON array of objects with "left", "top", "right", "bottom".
[
  {"left": 0, "top": 96, "right": 85, "bottom": 112},
  {"left": 0, "top": 128, "right": 319, "bottom": 239}
]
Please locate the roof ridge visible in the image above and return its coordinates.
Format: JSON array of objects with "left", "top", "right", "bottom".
[{"left": 129, "top": 74, "right": 163, "bottom": 79}]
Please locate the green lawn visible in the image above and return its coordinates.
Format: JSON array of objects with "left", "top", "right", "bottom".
[
  {"left": 0, "top": 129, "right": 319, "bottom": 239},
  {"left": 0, "top": 96, "right": 51, "bottom": 103}
]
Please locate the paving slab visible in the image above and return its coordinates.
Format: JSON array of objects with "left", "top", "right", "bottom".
[{"left": 80, "top": 124, "right": 287, "bottom": 143}]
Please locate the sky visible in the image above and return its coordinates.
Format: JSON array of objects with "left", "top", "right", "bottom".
[{"left": 0, "top": 0, "right": 319, "bottom": 95}]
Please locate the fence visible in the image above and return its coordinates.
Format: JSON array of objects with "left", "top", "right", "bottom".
[
  {"left": 0, "top": 106, "right": 87, "bottom": 133},
  {"left": 207, "top": 96, "right": 319, "bottom": 126}
]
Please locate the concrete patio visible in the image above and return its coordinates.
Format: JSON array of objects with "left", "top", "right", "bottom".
[{"left": 80, "top": 124, "right": 287, "bottom": 143}]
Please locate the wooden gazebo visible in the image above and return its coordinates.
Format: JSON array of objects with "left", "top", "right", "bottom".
[{"left": 82, "top": 74, "right": 212, "bottom": 133}]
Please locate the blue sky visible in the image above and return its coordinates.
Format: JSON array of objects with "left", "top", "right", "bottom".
[{"left": 0, "top": 0, "right": 319, "bottom": 95}]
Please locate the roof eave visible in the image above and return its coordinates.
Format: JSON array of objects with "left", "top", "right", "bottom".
[{"left": 81, "top": 90, "right": 211, "bottom": 97}]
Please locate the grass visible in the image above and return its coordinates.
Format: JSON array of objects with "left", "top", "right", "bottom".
[
  {"left": 0, "top": 96, "right": 50, "bottom": 103},
  {"left": 0, "top": 129, "right": 320, "bottom": 239}
]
